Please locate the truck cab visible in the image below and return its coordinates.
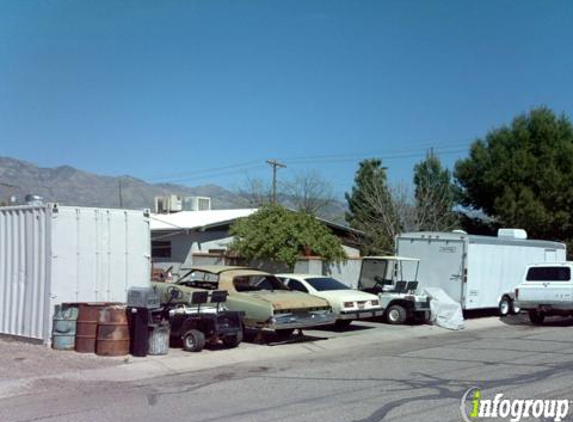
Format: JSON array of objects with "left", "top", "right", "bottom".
[
  {"left": 515, "top": 262, "right": 573, "bottom": 324},
  {"left": 357, "top": 256, "right": 430, "bottom": 324}
]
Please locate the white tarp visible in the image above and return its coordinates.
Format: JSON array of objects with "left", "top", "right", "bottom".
[{"left": 424, "top": 287, "right": 465, "bottom": 330}]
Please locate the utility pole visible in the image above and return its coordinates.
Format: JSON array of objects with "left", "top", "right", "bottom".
[
  {"left": 266, "top": 159, "right": 286, "bottom": 204},
  {"left": 118, "top": 178, "right": 123, "bottom": 208}
]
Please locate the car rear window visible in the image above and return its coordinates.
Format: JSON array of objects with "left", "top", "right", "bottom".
[
  {"left": 233, "top": 275, "right": 289, "bottom": 292},
  {"left": 526, "top": 267, "right": 571, "bottom": 282}
]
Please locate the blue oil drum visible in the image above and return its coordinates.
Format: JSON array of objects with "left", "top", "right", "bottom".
[{"left": 52, "top": 304, "right": 79, "bottom": 350}]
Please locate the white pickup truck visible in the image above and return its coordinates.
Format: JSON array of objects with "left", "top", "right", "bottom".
[{"left": 514, "top": 262, "right": 573, "bottom": 324}]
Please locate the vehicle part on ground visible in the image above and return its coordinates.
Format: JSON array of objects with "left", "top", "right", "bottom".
[
  {"left": 499, "top": 296, "right": 511, "bottom": 317},
  {"left": 334, "top": 320, "right": 352, "bottom": 330},
  {"left": 183, "top": 329, "right": 206, "bottom": 352},
  {"left": 529, "top": 310, "right": 545, "bottom": 325},
  {"left": 386, "top": 304, "right": 407, "bottom": 325},
  {"left": 275, "top": 328, "right": 295, "bottom": 340}
]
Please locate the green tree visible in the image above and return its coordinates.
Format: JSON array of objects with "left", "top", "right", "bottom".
[
  {"left": 345, "top": 159, "right": 398, "bottom": 255},
  {"left": 455, "top": 107, "right": 573, "bottom": 241},
  {"left": 228, "top": 204, "right": 346, "bottom": 269},
  {"left": 413, "top": 150, "right": 458, "bottom": 231}
]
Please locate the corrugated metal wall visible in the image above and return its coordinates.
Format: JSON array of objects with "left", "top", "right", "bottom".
[
  {"left": 0, "top": 204, "right": 151, "bottom": 343},
  {"left": 0, "top": 206, "right": 50, "bottom": 341}
]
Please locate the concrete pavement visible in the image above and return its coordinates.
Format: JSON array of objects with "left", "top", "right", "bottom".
[{"left": 0, "top": 317, "right": 504, "bottom": 399}]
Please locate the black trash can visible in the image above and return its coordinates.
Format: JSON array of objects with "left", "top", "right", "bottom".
[{"left": 128, "top": 307, "right": 150, "bottom": 357}]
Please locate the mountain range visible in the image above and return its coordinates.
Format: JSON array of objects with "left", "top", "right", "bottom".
[{"left": 0, "top": 157, "right": 346, "bottom": 223}]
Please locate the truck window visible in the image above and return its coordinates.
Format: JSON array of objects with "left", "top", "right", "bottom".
[{"left": 526, "top": 267, "right": 571, "bottom": 282}]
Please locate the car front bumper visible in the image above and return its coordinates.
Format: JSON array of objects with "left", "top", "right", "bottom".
[
  {"left": 266, "top": 311, "right": 336, "bottom": 330},
  {"left": 337, "top": 308, "right": 385, "bottom": 320}
]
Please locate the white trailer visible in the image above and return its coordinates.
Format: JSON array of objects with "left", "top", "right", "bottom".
[
  {"left": 0, "top": 203, "right": 151, "bottom": 344},
  {"left": 395, "top": 230, "right": 566, "bottom": 314}
]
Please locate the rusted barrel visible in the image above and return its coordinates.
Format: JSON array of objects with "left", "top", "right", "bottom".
[
  {"left": 76, "top": 303, "right": 106, "bottom": 353},
  {"left": 52, "top": 304, "right": 79, "bottom": 350},
  {"left": 96, "top": 306, "right": 130, "bottom": 356}
]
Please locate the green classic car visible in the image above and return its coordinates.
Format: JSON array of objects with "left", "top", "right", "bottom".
[{"left": 174, "top": 266, "right": 335, "bottom": 337}]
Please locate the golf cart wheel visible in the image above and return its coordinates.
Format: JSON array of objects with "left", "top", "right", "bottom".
[
  {"left": 275, "top": 328, "right": 295, "bottom": 340},
  {"left": 528, "top": 310, "right": 545, "bottom": 325},
  {"left": 182, "top": 329, "right": 206, "bottom": 352},
  {"left": 510, "top": 301, "right": 521, "bottom": 315},
  {"left": 222, "top": 330, "right": 243, "bottom": 348},
  {"left": 334, "top": 320, "right": 352, "bottom": 331},
  {"left": 386, "top": 304, "right": 407, "bottom": 325},
  {"left": 499, "top": 296, "right": 511, "bottom": 317}
]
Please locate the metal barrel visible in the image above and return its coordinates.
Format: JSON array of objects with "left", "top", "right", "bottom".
[
  {"left": 52, "top": 304, "right": 79, "bottom": 350},
  {"left": 76, "top": 303, "right": 106, "bottom": 353},
  {"left": 96, "top": 306, "right": 130, "bottom": 356},
  {"left": 148, "top": 323, "right": 170, "bottom": 356}
]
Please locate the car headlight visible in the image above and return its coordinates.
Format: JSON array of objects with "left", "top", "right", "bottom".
[
  {"left": 343, "top": 301, "right": 354, "bottom": 308},
  {"left": 371, "top": 300, "right": 380, "bottom": 306}
]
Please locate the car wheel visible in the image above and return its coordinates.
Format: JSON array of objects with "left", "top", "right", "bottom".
[
  {"left": 334, "top": 320, "right": 352, "bottom": 330},
  {"left": 499, "top": 297, "right": 511, "bottom": 317},
  {"left": 275, "top": 328, "right": 295, "bottom": 340},
  {"left": 510, "top": 301, "right": 521, "bottom": 315},
  {"left": 222, "top": 330, "right": 243, "bottom": 348},
  {"left": 182, "top": 329, "right": 206, "bottom": 352},
  {"left": 528, "top": 310, "right": 545, "bottom": 325},
  {"left": 386, "top": 305, "right": 407, "bottom": 325}
]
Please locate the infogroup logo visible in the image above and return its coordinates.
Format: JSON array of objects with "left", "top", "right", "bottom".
[{"left": 460, "top": 387, "right": 570, "bottom": 422}]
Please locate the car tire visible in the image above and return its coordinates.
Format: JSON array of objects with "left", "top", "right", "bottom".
[
  {"left": 386, "top": 304, "right": 407, "bottom": 325},
  {"left": 182, "top": 329, "right": 206, "bottom": 352},
  {"left": 222, "top": 330, "right": 243, "bottom": 348},
  {"left": 499, "top": 297, "right": 511, "bottom": 317},
  {"left": 275, "top": 328, "right": 295, "bottom": 340},
  {"left": 334, "top": 320, "right": 352, "bottom": 331},
  {"left": 528, "top": 310, "right": 545, "bottom": 325}
]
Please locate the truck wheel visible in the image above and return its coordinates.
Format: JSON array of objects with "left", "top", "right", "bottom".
[
  {"left": 275, "top": 328, "right": 295, "bottom": 340},
  {"left": 334, "top": 320, "right": 352, "bottom": 331},
  {"left": 182, "top": 329, "right": 206, "bottom": 352},
  {"left": 222, "top": 330, "right": 243, "bottom": 348},
  {"left": 528, "top": 310, "right": 545, "bottom": 325},
  {"left": 499, "top": 297, "right": 511, "bottom": 317},
  {"left": 386, "top": 305, "right": 407, "bottom": 325},
  {"left": 510, "top": 301, "right": 521, "bottom": 315}
]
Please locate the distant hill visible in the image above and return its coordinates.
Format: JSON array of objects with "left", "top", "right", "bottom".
[
  {"left": 0, "top": 157, "right": 347, "bottom": 223},
  {"left": 0, "top": 157, "right": 243, "bottom": 210}
]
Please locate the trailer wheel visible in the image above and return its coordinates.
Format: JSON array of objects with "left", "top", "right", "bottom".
[
  {"left": 386, "top": 305, "right": 407, "bottom": 325},
  {"left": 499, "top": 297, "right": 511, "bottom": 317},
  {"left": 528, "top": 310, "right": 545, "bottom": 325},
  {"left": 222, "top": 330, "right": 243, "bottom": 348},
  {"left": 182, "top": 329, "right": 206, "bottom": 352}
]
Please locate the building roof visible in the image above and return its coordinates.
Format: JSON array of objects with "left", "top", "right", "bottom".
[{"left": 150, "top": 209, "right": 257, "bottom": 231}]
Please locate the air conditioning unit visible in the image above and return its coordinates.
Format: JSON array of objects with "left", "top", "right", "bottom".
[
  {"left": 182, "top": 196, "right": 211, "bottom": 211},
  {"left": 154, "top": 195, "right": 183, "bottom": 213}
]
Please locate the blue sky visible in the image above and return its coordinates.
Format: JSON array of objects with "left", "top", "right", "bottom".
[{"left": 1, "top": 0, "right": 572, "bottom": 197}]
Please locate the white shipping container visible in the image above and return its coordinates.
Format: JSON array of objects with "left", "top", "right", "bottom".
[
  {"left": 0, "top": 204, "right": 151, "bottom": 344},
  {"left": 396, "top": 231, "right": 566, "bottom": 310}
]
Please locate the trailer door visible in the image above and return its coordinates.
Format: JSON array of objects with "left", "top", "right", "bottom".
[{"left": 397, "top": 237, "right": 465, "bottom": 303}]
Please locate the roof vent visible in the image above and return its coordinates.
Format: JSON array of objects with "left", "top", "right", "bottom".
[
  {"left": 25, "top": 194, "right": 43, "bottom": 206},
  {"left": 497, "top": 229, "right": 527, "bottom": 239}
]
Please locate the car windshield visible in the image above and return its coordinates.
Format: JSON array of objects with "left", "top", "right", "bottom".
[
  {"left": 176, "top": 270, "right": 219, "bottom": 290},
  {"left": 305, "top": 277, "right": 350, "bottom": 291},
  {"left": 233, "top": 275, "right": 289, "bottom": 292}
]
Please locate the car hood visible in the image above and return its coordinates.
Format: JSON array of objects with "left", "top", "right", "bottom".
[{"left": 238, "top": 290, "right": 330, "bottom": 310}]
